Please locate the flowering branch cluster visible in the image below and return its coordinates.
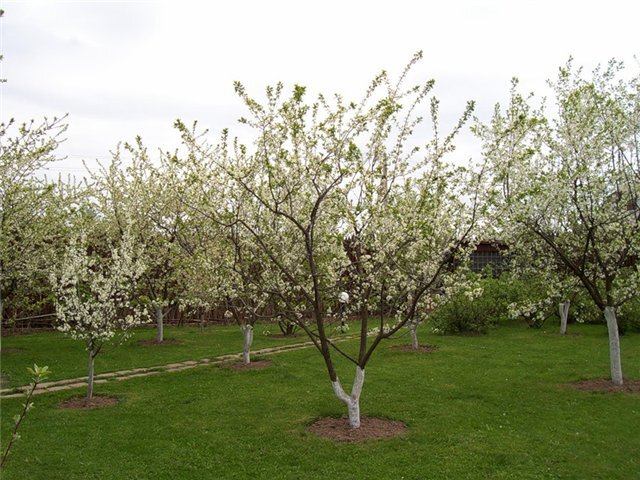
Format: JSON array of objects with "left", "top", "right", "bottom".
[{"left": 50, "top": 226, "right": 148, "bottom": 352}]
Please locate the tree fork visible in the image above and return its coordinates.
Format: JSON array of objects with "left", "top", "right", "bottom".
[
  {"left": 331, "top": 366, "right": 365, "bottom": 429},
  {"left": 604, "top": 306, "right": 623, "bottom": 386}
]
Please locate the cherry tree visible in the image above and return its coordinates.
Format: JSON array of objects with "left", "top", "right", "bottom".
[
  {"left": 0, "top": 116, "right": 69, "bottom": 323},
  {"left": 477, "top": 61, "right": 640, "bottom": 385},
  {"left": 177, "top": 53, "right": 483, "bottom": 427},
  {"left": 503, "top": 236, "right": 579, "bottom": 333},
  {"left": 89, "top": 141, "right": 192, "bottom": 342},
  {"left": 50, "top": 226, "right": 148, "bottom": 399},
  {"left": 169, "top": 130, "right": 278, "bottom": 364},
  {"left": 223, "top": 222, "right": 276, "bottom": 364}
]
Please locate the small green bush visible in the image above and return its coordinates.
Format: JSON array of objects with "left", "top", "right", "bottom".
[
  {"left": 427, "top": 273, "right": 639, "bottom": 335},
  {"left": 429, "top": 274, "right": 524, "bottom": 335},
  {"left": 619, "top": 300, "right": 640, "bottom": 335},
  {"left": 429, "top": 293, "right": 492, "bottom": 335}
]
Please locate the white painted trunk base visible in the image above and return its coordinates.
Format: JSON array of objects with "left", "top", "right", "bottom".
[
  {"left": 604, "top": 307, "right": 623, "bottom": 386},
  {"left": 409, "top": 324, "right": 419, "bottom": 349},
  {"left": 87, "top": 348, "right": 95, "bottom": 400},
  {"left": 331, "top": 366, "right": 365, "bottom": 429},
  {"left": 242, "top": 325, "right": 254, "bottom": 365},
  {"left": 559, "top": 301, "right": 570, "bottom": 335},
  {"left": 156, "top": 305, "right": 164, "bottom": 342}
]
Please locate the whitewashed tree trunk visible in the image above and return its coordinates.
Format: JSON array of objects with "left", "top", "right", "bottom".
[
  {"left": 408, "top": 323, "right": 419, "bottom": 349},
  {"left": 155, "top": 305, "right": 164, "bottom": 342},
  {"left": 331, "top": 366, "right": 365, "bottom": 429},
  {"left": 604, "top": 306, "right": 623, "bottom": 386},
  {"left": 87, "top": 347, "right": 95, "bottom": 400},
  {"left": 559, "top": 301, "right": 570, "bottom": 335},
  {"left": 242, "top": 325, "right": 253, "bottom": 365}
]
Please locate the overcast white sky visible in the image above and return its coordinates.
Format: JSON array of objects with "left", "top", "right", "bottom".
[{"left": 1, "top": 0, "right": 639, "bottom": 176}]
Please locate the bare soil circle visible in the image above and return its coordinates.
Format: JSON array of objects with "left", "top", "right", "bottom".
[
  {"left": 307, "top": 416, "right": 407, "bottom": 442},
  {"left": 59, "top": 395, "right": 120, "bottom": 410},
  {"left": 227, "top": 359, "right": 273, "bottom": 371},
  {"left": 572, "top": 379, "right": 640, "bottom": 393},
  {"left": 392, "top": 344, "right": 438, "bottom": 353}
]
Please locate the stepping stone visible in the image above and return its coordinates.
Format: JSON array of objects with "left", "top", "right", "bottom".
[
  {"left": 162, "top": 363, "right": 187, "bottom": 369},
  {"left": 63, "top": 382, "right": 87, "bottom": 390},
  {"left": 39, "top": 378, "right": 85, "bottom": 388},
  {"left": 1, "top": 393, "right": 25, "bottom": 399},
  {"left": 44, "top": 382, "right": 86, "bottom": 392},
  {"left": 0, "top": 387, "right": 27, "bottom": 394},
  {"left": 116, "top": 371, "right": 161, "bottom": 380},
  {"left": 34, "top": 381, "right": 57, "bottom": 388},
  {"left": 165, "top": 365, "right": 197, "bottom": 372},
  {"left": 128, "top": 368, "right": 150, "bottom": 374}
]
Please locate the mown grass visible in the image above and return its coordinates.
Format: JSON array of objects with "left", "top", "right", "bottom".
[
  {"left": 0, "top": 324, "right": 317, "bottom": 387},
  {"left": 1, "top": 321, "right": 639, "bottom": 479}
]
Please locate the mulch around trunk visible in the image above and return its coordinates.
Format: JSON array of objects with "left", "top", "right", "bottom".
[
  {"left": 307, "top": 416, "right": 407, "bottom": 442},
  {"left": 59, "top": 395, "right": 120, "bottom": 410},
  {"left": 138, "top": 338, "right": 180, "bottom": 346},
  {"left": 571, "top": 379, "right": 640, "bottom": 393},
  {"left": 392, "top": 344, "right": 438, "bottom": 353},
  {"left": 227, "top": 359, "right": 273, "bottom": 371}
]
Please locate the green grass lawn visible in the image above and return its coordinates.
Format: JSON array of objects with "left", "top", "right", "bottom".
[{"left": 1, "top": 322, "right": 639, "bottom": 479}]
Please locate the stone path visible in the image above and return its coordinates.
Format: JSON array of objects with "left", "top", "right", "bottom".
[{"left": 0, "top": 338, "right": 329, "bottom": 399}]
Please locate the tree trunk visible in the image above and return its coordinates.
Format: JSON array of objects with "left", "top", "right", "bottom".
[
  {"left": 559, "top": 301, "right": 570, "bottom": 335},
  {"left": 331, "top": 366, "right": 365, "bottom": 429},
  {"left": 408, "top": 323, "right": 419, "bottom": 349},
  {"left": 87, "top": 347, "right": 96, "bottom": 400},
  {"left": 155, "top": 305, "right": 164, "bottom": 342},
  {"left": 242, "top": 325, "right": 253, "bottom": 365},
  {"left": 604, "top": 306, "right": 623, "bottom": 386}
]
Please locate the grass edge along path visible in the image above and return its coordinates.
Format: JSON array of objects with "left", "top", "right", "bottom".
[{"left": 0, "top": 337, "right": 343, "bottom": 398}]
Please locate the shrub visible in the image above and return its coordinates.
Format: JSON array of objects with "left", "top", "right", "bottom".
[
  {"left": 429, "top": 273, "right": 553, "bottom": 334},
  {"left": 619, "top": 300, "right": 640, "bottom": 335},
  {"left": 429, "top": 274, "right": 524, "bottom": 335},
  {"left": 429, "top": 293, "right": 493, "bottom": 334}
]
